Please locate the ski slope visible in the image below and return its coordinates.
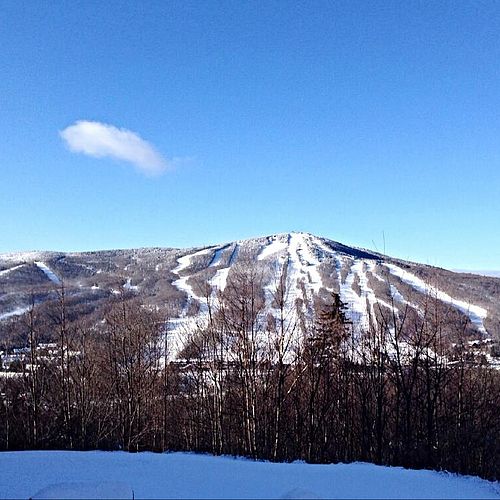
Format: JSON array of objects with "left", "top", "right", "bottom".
[
  {"left": 167, "top": 233, "right": 491, "bottom": 344},
  {"left": 34, "top": 261, "right": 61, "bottom": 284},
  {"left": 385, "top": 264, "right": 488, "bottom": 334}
]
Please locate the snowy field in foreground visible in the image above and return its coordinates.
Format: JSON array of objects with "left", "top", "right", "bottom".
[{"left": 0, "top": 451, "right": 499, "bottom": 499}]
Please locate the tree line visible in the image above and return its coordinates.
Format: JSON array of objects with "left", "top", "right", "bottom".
[{"left": 0, "top": 263, "right": 499, "bottom": 480}]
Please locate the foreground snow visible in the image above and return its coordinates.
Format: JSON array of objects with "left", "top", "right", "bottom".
[{"left": 0, "top": 452, "right": 498, "bottom": 499}]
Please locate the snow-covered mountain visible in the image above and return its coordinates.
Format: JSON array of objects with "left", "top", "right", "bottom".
[{"left": 1, "top": 232, "right": 499, "bottom": 346}]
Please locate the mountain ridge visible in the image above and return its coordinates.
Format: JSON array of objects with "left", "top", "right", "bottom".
[
  {"left": 1, "top": 232, "right": 499, "bottom": 348},
  {"left": 3, "top": 230, "right": 495, "bottom": 277}
]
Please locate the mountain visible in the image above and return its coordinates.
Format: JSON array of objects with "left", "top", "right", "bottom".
[
  {"left": 454, "top": 269, "right": 500, "bottom": 278},
  {"left": 1, "top": 232, "right": 499, "bottom": 350}
]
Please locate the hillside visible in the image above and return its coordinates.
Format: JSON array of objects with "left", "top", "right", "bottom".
[{"left": 1, "top": 232, "right": 499, "bottom": 351}]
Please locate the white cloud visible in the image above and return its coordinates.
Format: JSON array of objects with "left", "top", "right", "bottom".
[{"left": 60, "top": 120, "right": 169, "bottom": 175}]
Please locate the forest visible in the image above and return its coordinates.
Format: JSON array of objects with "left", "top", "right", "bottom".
[{"left": 0, "top": 263, "right": 499, "bottom": 481}]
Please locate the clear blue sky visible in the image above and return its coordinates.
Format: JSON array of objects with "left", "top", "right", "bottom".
[{"left": 1, "top": 0, "right": 499, "bottom": 270}]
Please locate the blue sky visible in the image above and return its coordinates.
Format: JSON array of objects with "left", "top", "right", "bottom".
[{"left": 1, "top": 1, "right": 499, "bottom": 269}]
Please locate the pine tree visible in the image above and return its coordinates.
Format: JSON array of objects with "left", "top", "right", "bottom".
[{"left": 310, "top": 292, "right": 351, "bottom": 361}]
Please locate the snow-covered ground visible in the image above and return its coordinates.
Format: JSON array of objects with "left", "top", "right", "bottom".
[{"left": 0, "top": 451, "right": 498, "bottom": 499}]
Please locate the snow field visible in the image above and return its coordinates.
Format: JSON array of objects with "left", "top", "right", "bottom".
[{"left": 0, "top": 451, "right": 498, "bottom": 499}]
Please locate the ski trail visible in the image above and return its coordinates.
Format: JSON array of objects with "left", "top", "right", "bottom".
[
  {"left": 258, "top": 236, "right": 288, "bottom": 261},
  {"left": 338, "top": 260, "right": 367, "bottom": 330},
  {"left": 389, "top": 284, "right": 423, "bottom": 317},
  {"left": 173, "top": 248, "right": 212, "bottom": 316},
  {"left": 353, "top": 260, "right": 379, "bottom": 327},
  {"left": 34, "top": 261, "right": 61, "bottom": 284},
  {"left": 296, "top": 233, "right": 323, "bottom": 293},
  {"left": 0, "top": 264, "right": 24, "bottom": 277},
  {"left": 210, "top": 244, "right": 240, "bottom": 292},
  {"left": 208, "top": 245, "right": 229, "bottom": 267},
  {"left": 0, "top": 306, "right": 30, "bottom": 321},
  {"left": 364, "top": 261, "right": 400, "bottom": 313},
  {"left": 260, "top": 240, "right": 290, "bottom": 310},
  {"left": 385, "top": 264, "right": 488, "bottom": 334}
]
